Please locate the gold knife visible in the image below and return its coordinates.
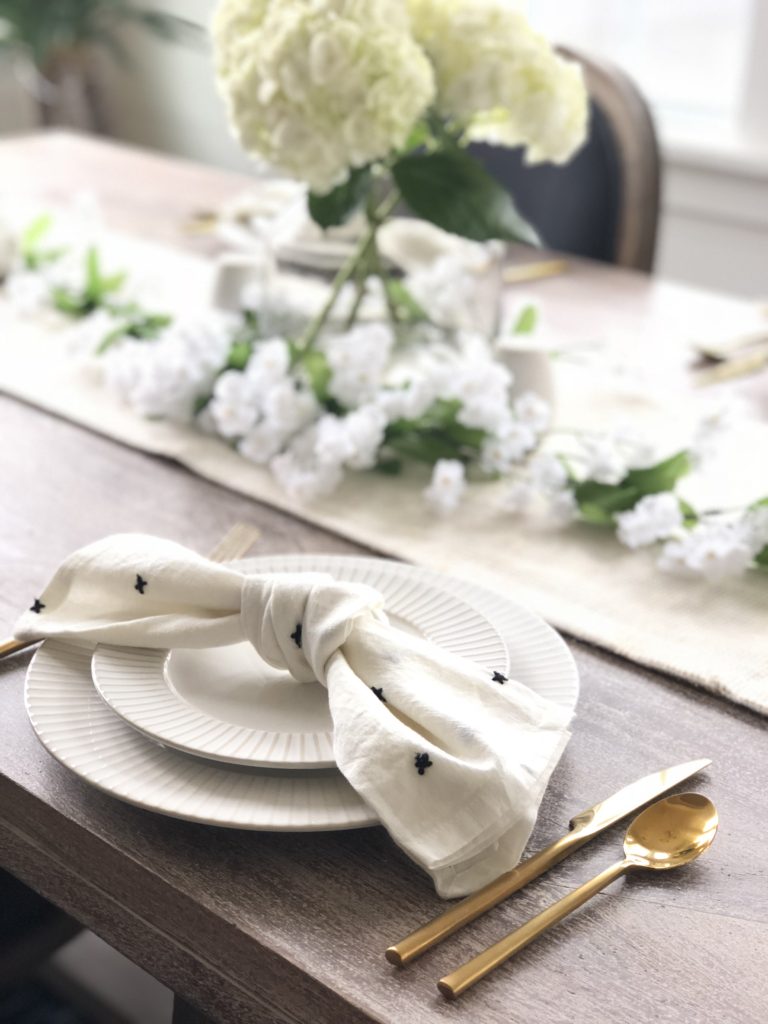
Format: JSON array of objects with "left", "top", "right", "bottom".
[{"left": 385, "top": 757, "right": 711, "bottom": 966}]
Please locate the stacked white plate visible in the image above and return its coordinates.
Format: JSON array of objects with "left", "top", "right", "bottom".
[{"left": 25, "top": 555, "right": 579, "bottom": 832}]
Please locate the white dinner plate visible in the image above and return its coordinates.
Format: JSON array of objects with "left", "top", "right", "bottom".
[
  {"left": 25, "top": 557, "right": 579, "bottom": 832},
  {"left": 91, "top": 556, "right": 511, "bottom": 769}
]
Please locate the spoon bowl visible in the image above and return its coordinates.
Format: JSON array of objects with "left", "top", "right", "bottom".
[
  {"left": 624, "top": 792, "right": 719, "bottom": 870},
  {"left": 438, "top": 792, "right": 719, "bottom": 1000}
]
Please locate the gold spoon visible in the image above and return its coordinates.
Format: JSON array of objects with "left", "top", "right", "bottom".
[{"left": 438, "top": 793, "right": 719, "bottom": 1000}]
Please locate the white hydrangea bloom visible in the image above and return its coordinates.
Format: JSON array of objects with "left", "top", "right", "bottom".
[
  {"left": 325, "top": 322, "right": 394, "bottom": 408},
  {"left": 208, "top": 369, "right": 260, "bottom": 437},
  {"left": 615, "top": 493, "right": 684, "bottom": 550},
  {"left": 213, "top": 0, "right": 435, "bottom": 193},
  {"left": 424, "top": 458, "right": 466, "bottom": 515},
  {"left": 658, "top": 523, "right": 753, "bottom": 581},
  {"left": 408, "top": 0, "right": 588, "bottom": 164}
]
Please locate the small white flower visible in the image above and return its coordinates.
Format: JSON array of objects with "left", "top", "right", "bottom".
[
  {"left": 208, "top": 370, "right": 260, "bottom": 438},
  {"left": 325, "top": 323, "right": 394, "bottom": 408},
  {"left": 404, "top": 253, "right": 479, "bottom": 331},
  {"left": 245, "top": 337, "right": 291, "bottom": 391},
  {"left": 582, "top": 437, "right": 627, "bottom": 485},
  {"left": 615, "top": 493, "right": 684, "bottom": 549},
  {"left": 546, "top": 487, "right": 578, "bottom": 525},
  {"left": 528, "top": 453, "right": 567, "bottom": 494},
  {"left": 610, "top": 423, "right": 656, "bottom": 469},
  {"left": 480, "top": 422, "right": 536, "bottom": 473},
  {"left": 375, "top": 380, "right": 436, "bottom": 423},
  {"left": 65, "top": 308, "right": 124, "bottom": 355},
  {"left": 313, "top": 414, "right": 356, "bottom": 468},
  {"left": 269, "top": 449, "right": 344, "bottom": 503},
  {"left": 501, "top": 479, "right": 535, "bottom": 514},
  {"left": 513, "top": 391, "right": 551, "bottom": 434},
  {"left": 691, "top": 397, "right": 746, "bottom": 464},
  {"left": 341, "top": 404, "right": 388, "bottom": 470},
  {"left": 5, "top": 271, "right": 50, "bottom": 314},
  {"left": 261, "top": 380, "right": 319, "bottom": 433},
  {"left": 658, "top": 523, "right": 753, "bottom": 581},
  {"left": 238, "top": 420, "right": 288, "bottom": 464},
  {"left": 741, "top": 505, "right": 768, "bottom": 557},
  {"left": 424, "top": 458, "right": 466, "bottom": 515}
]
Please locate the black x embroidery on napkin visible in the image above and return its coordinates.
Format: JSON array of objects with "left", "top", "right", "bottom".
[
  {"left": 492, "top": 671, "right": 508, "bottom": 685},
  {"left": 414, "top": 753, "right": 433, "bottom": 775},
  {"left": 371, "top": 686, "right": 386, "bottom": 703},
  {"left": 135, "top": 574, "right": 148, "bottom": 595},
  {"left": 30, "top": 598, "right": 45, "bottom": 614},
  {"left": 290, "top": 623, "right": 303, "bottom": 648}
]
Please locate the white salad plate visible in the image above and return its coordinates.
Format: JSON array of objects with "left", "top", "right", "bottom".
[
  {"left": 91, "top": 555, "right": 511, "bottom": 769},
  {"left": 25, "top": 556, "right": 579, "bottom": 832}
]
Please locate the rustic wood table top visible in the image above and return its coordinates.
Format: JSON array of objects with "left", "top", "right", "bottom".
[{"left": 0, "top": 132, "right": 766, "bottom": 1024}]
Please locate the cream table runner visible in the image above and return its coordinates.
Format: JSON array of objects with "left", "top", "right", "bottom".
[{"left": 2, "top": 230, "right": 767, "bottom": 715}]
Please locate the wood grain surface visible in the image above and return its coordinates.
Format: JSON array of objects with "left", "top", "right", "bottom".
[{"left": 1, "top": 132, "right": 766, "bottom": 1024}]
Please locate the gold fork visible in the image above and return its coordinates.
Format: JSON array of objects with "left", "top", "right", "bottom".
[{"left": 0, "top": 522, "right": 262, "bottom": 661}]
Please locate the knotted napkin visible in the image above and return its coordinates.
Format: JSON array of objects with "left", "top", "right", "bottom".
[{"left": 16, "top": 534, "right": 572, "bottom": 897}]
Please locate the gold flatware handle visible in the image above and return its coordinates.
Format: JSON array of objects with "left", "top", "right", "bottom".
[
  {"left": 0, "top": 523, "right": 261, "bottom": 661},
  {"left": 0, "top": 637, "right": 38, "bottom": 659},
  {"left": 386, "top": 830, "right": 585, "bottom": 966},
  {"left": 438, "top": 857, "right": 631, "bottom": 1000},
  {"left": 503, "top": 258, "right": 569, "bottom": 285}
]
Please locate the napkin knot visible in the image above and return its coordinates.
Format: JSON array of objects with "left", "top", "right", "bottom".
[{"left": 240, "top": 571, "right": 386, "bottom": 686}]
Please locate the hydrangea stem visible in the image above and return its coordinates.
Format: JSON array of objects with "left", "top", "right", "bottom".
[{"left": 297, "top": 188, "right": 400, "bottom": 353}]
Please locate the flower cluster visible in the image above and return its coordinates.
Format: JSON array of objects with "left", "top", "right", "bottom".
[
  {"left": 213, "top": 0, "right": 435, "bottom": 193},
  {"left": 408, "top": 0, "right": 588, "bottom": 163},
  {"left": 212, "top": 0, "right": 588, "bottom": 194},
  {"left": 4, "top": 217, "right": 764, "bottom": 585}
]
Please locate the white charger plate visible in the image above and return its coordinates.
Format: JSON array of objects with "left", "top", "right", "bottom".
[
  {"left": 91, "top": 555, "right": 511, "bottom": 769},
  {"left": 25, "top": 557, "right": 579, "bottom": 832}
]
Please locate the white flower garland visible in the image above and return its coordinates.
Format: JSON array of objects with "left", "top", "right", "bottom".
[{"left": 3, "top": 215, "right": 766, "bottom": 584}]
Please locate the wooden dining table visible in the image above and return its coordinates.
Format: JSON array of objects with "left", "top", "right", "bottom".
[{"left": 0, "top": 132, "right": 766, "bottom": 1024}]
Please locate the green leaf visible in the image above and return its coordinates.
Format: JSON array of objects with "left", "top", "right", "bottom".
[
  {"left": 512, "top": 304, "right": 538, "bottom": 335},
  {"left": 756, "top": 545, "right": 768, "bottom": 567},
  {"left": 384, "top": 279, "right": 428, "bottom": 324},
  {"left": 227, "top": 340, "right": 253, "bottom": 371},
  {"left": 749, "top": 496, "right": 768, "bottom": 509},
  {"left": 624, "top": 451, "right": 692, "bottom": 495},
  {"left": 574, "top": 481, "right": 641, "bottom": 525},
  {"left": 301, "top": 349, "right": 332, "bottom": 403},
  {"left": 678, "top": 498, "right": 699, "bottom": 526},
  {"left": 375, "top": 458, "right": 403, "bottom": 475},
  {"left": 308, "top": 167, "right": 372, "bottom": 229},
  {"left": 392, "top": 149, "right": 540, "bottom": 245}
]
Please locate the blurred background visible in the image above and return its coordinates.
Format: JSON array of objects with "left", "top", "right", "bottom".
[{"left": 0, "top": 0, "right": 767, "bottom": 296}]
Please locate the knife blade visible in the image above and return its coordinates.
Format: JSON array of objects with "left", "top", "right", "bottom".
[{"left": 385, "top": 757, "right": 711, "bottom": 966}]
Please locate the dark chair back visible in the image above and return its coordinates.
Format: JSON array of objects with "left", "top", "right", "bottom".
[{"left": 471, "top": 48, "right": 660, "bottom": 272}]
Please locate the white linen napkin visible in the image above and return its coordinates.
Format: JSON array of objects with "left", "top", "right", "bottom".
[{"left": 15, "top": 534, "right": 572, "bottom": 897}]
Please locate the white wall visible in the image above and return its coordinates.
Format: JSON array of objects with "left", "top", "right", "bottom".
[{"left": 1, "top": 0, "right": 766, "bottom": 300}]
